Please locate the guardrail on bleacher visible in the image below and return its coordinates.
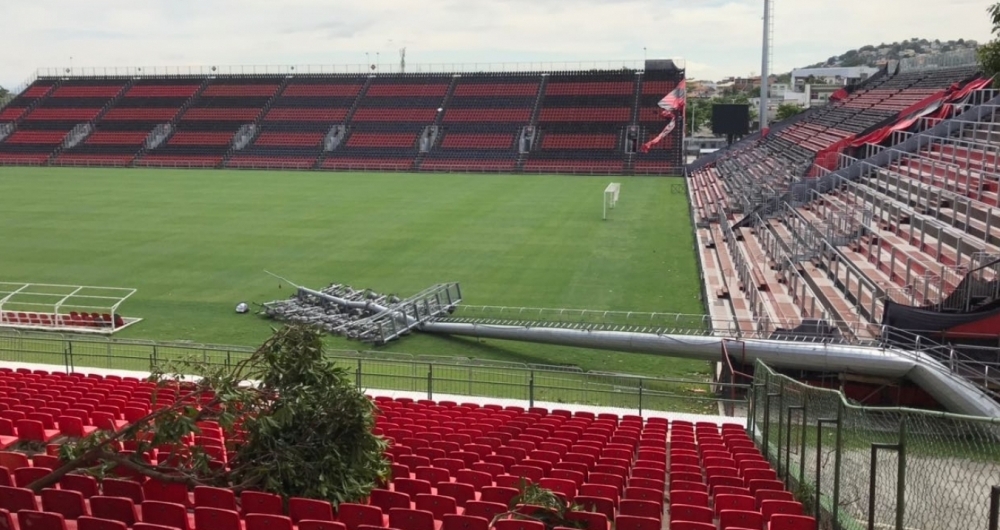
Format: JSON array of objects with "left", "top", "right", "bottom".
[
  {"left": 33, "top": 59, "right": 687, "bottom": 78},
  {"left": 0, "top": 330, "right": 746, "bottom": 416},
  {"left": 751, "top": 359, "right": 1000, "bottom": 530}
]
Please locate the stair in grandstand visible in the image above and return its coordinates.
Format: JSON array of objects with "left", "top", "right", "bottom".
[
  {"left": 516, "top": 76, "right": 549, "bottom": 171},
  {"left": 62, "top": 123, "right": 93, "bottom": 150},
  {"left": 255, "top": 76, "right": 293, "bottom": 123},
  {"left": 412, "top": 77, "right": 458, "bottom": 170},
  {"left": 343, "top": 76, "right": 374, "bottom": 125},
  {"left": 13, "top": 80, "right": 62, "bottom": 127},
  {"left": 313, "top": 76, "right": 374, "bottom": 170},
  {"left": 45, "top": 123, "right": 92, "bottom": 165},
  {"left": 413, "top": 125, "right": 441, "bottom": 169},
  {"left": 170, "top": 77, "right": 211, "bottom": 123},
  {"left": 0, "top": 123, "right": 13, "bottom": 143},
  {"left": 145, "top": 124, "right": 174, "bottom": 150},
  {"left": 437, "top": 76, "right": 459, "bottom": 127},
  {"left": 623, "top": 72, "right": 644, "bottom": 173},
  {"left": 93, "top": 78, "right": 136, "bottom": 124},
  {"left": 230, "top": 124, "right": 259, "bottom": 151},
  {"left": 323, "top": 124, "right": 347, "bottom": 151},
  {"left": 219, "top": 79, "right": 291, "bottom": 167}
]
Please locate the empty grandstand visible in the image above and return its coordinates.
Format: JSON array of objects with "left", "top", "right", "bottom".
[
  {"left": 686, "top": 63, "right": 1000, "bottom": 401},
  {"left": 0, "top": 64, "right": 686, "bottom": 175}
]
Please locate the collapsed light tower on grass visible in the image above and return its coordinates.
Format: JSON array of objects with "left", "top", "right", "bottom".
[{"left": 260, "top": 275, "right": 1000, "bottom": 417}]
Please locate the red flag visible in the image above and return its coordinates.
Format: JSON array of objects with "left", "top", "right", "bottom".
[
  {"left": 658, "top": 79, "right": 687, "bottom": 114},
  {"left": 642, "top": 80, "right": 686, "bottom": 153},
  {"left": 641, "top": 113, "right": 676, "bottom": 153}
]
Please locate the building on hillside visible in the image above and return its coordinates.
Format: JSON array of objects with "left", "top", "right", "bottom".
[{"left": 791, "top": 66, "right": 879, "bottom": 87}]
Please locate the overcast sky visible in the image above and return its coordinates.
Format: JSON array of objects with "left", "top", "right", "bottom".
[{"left": 0, "top": 0, "right": 995, "bottom": 90}]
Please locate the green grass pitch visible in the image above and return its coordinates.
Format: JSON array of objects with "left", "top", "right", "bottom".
[{"left": 0, "top": 167, "right": 706, "bottom": 379}]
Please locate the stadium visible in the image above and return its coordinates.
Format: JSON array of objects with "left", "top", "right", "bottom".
[{"left": 1, "top": 3, "right": 1000, "bottom": 530}]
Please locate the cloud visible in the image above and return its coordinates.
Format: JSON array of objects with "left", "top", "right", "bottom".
[{"left": 0, "top": 0, "right": 993, "bottom": 88}]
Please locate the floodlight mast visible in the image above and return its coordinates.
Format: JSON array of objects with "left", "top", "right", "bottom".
[{"left": 759, "top": 0, "right": 771, "bottom": 131}]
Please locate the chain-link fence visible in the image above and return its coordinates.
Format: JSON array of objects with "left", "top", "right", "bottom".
[
  {"left": 0, "top": 330, "right": 747, "bottom": 416},
  {"left": 751, "top": 360, "right": 1000, "bottom": 530}
]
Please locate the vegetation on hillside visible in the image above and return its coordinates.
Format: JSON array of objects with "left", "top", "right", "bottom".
[
  {"left": 807, "top": 38, "right": 978, "bottom": 68},
  {"left": 26, "top": 326, "right": 390, "bottom": 505},
  {"left": 978, "top": 4, "right": 1000, "bottom": 84},
  {"left": 776, "top": 103, "right": 806, "bottom": 121}
]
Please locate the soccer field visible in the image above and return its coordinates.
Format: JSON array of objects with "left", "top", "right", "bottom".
[{"left": 0, "top": 167, "right": 706, "bottom": 379}]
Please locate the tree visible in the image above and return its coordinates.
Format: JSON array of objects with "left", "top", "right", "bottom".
[
  {"left": 686, "top": 97, "right": 713, "bottom": 135},
  {"left": 980, "top": 4, "right": 1000, "bottom": 85},
  {"left": 28, "top": 326, "right": 389, "bottom": 505},
  {"left": 776, "top": 103, "right": 806, "bottom": 121},
  {"left": 0, "top": 85, "right": 9, "bottom": 101},
  {"left": 493, "top": 481, "right": 588, "bottom": 530}
]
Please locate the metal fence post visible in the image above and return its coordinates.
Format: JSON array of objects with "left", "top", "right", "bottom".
[
  {"left": 785, "top": 405, "right": 805, "bottom": 487},
  {"left": 799, "top": 403, "right": 808, "bottom": 488},
  {"left": 64, "top": 339, "right": 73, "bottom": 373},
  {"left": 776, "top": 380, "right": 785, "bottom": 477},
  {"left": 638, "top": 379, "right": 643, "bottom": 416},
  {"left": 868, "top": 444, "right": 882, "bottom": 530},
  {"left": 529, "top": 370, "right": 535, "bottom": 407},
  {"left": 896, "top": 415, "right": 907, "bottom": 530},
  {"left": 816, "top": 417, "right": 839, "bottom": 527},
  {"left": 832, "top": 402, "right": 843, "bottom": 530},
  {"left": 356, "top": 359, "right": 362, "bottom": 390},
  {"left": 867, "top": 436, "right": 904, "bottom": 530},
  {"left": 763, "top": 390, "right": 779, "bottom": 458},
  {"left": 427, "top": 364, "right": 433, "bottom": 400},
  {"left": 989, "top": 486, "right": 1000, "bottom": 530}
]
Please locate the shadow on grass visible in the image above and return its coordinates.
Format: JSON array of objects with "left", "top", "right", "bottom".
[{"left": 411, "top": 334, "right": 585, "bottom": 368}]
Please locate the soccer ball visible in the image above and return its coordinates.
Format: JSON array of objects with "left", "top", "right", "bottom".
[{"left": 235, "top": 302, "right": 249, "bottom": 314}]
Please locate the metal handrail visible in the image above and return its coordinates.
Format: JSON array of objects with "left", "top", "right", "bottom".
[{"left": 31, "top": 59, "right": 687, "bottom": 78}]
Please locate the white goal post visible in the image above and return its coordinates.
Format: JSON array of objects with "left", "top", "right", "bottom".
[{"left": 603, "top": 183, "right": 621, "bottom": 220}]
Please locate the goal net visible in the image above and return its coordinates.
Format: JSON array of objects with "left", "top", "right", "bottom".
[{"left": 603, "top": 183, "right": 621, "bottom": 220}]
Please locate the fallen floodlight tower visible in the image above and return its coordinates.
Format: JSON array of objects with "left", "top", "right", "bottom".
[
  {"left": 260, "top": 273, "right": 461, "bottom": 344},
  {"left": 419, "top": 321, "right": 1000, "bottom": 418},
  {"left": 259, "top": 275, "right": 1000, "bottom": 417}
]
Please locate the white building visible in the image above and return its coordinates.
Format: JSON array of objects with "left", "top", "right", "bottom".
[{"left": 791, "top": 66, "right": 879, "bottom": 87}]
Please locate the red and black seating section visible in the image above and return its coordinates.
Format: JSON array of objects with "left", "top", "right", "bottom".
[
  {"left": 230, "top": 77, "right": 363, "bottom": 170},
  {"left": 321, "top": 75, "right": 451, "bottom": 171},
  {"left": 423, "top": 74, "right": 540, "bottom": 172},
  {"left": 524, "top": 71, "right": 635, "bottom": 173},
  {"left": 57, "top": 78, "right": 203, "bottom": 166},
  {"left": 0, "top": 80, "right": 126, "bottom": 164},
  {"left": 139, "top": 78, "right": 279, "bottom": 168},
  {"left": 0, "top": 70, "right": 693, "bottom": 175}
]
